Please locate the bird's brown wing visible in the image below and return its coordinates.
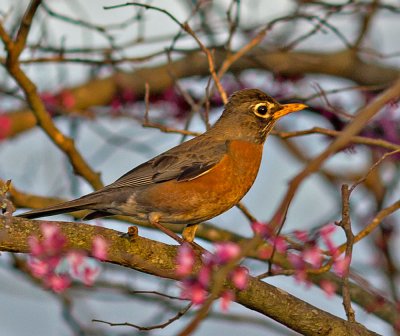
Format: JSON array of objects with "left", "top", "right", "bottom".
[{"left": 103, "top": 137, "right": 229, "bottom": 190}]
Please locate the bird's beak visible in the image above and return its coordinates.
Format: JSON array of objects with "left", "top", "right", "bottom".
[{"left": 273, "top": 103, "right": 308, "bottom": 120}]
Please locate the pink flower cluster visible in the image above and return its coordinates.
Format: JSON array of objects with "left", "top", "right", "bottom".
[
  {"left": 27, "top": 223, "right": 108, "bottom": 293},
  {"left": 251, "top": 221, "right": 288, "bottom": 257},
  {"left": 252, "top": 221, "right": 349, "bottom": 297},
  {"left": 110, "top": 88, "right": 137, "bottom": 114},
  {"left": 40, "top": 90, "right": 76, "bottom": 116},
  {"left": 292, "top": 223, "right": 351, "bottom": 297},
  {"left": 176, "top": 242, "right": 249, "bottom": 311},
  {"left": 0, "top": 115, "right": 12, "bottom": 141}
]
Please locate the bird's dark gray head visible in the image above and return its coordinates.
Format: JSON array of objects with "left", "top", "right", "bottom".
[{"left": 213, "top": 88, "right": 307, "bottom": 143}]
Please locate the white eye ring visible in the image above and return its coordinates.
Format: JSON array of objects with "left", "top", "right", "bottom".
[{"left": 254, "top": 103, "right": 271, "bottom": 118}]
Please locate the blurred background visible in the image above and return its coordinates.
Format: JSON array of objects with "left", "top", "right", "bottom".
[{"left": 1, "top": 0, "right": 400, "bottom": 335}]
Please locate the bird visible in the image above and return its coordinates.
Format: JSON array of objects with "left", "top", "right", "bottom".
[{"left": 17, "top": 89, "right": 307, "bottom": 242}]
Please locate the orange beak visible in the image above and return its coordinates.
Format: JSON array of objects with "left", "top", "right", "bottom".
[{"left": 273, "top": 103, "right": 308, "bottom": 120}]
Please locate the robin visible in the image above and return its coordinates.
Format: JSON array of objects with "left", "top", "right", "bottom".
[{"left": 17, "top": 89, "right": 306, "bottom": 242}]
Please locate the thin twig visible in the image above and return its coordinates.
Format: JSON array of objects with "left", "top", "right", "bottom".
[
  {"left": 269, "top": 78, "right": 400, "bottom": 234},
  {"left": 339, "top": 184, "right": 356, "bottom": 322},
  {"left": 93, "top": 303, "right": 192, "bottom": 331}
]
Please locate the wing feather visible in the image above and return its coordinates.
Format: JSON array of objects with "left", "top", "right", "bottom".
[{"left": 103, "top": 137, "right": 228, "bottom": 190}]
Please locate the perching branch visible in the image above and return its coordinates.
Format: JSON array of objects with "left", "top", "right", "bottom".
[{"left": 0, "top": 216, "right": 380, "bottom": 336}]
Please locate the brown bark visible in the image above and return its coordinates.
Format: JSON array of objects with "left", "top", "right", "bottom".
[
  {"left": 0, "top": 216, "right": 380, "bottom": 336},
  {"left": 4, "top": 49, "right": 399, "bottom": 138}
]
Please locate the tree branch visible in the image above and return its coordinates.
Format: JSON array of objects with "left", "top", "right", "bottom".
[
  {"left": 2, "top": 48, "right": 399, "bottom": 139},
  {"left": 0, "top": 216, "right": 380, "bottom": 335}
]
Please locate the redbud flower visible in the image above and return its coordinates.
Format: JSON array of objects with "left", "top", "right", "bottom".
[
  {"left": 27, "top": 223, "right": 103, "bottom": 293},
  {"left": 59, "top": 90, "right": 76, "bottom": 109},
  {"left": 176, "top": 243, "right": 195, "bottom": 276},
  {"left": 214, "top": 242, "right": 241, "bottom": 264},
  {"left": 0, "top": 115, "right": 12, "bottom": 140},
  {"left": 220, "top": 290, "right": 235, "bottom": 312},
  {"left": 181, "top": 280, "right": 207, "bottom": 305},
  {"left": 198, "top": 265, "right": 212, "bottom": 287},
  {"left": 288, "top": 253, "right": 304, "bottom": 269},
  {"left": 81, "top": 265, "right": 100, "bottom": 286},
  {"left": 333, "top": 256, "right": 351, "bottom": 277},
  {"left": 41, "top": 223, "right": 66, "bottom": 255},
  {"left": 320, "top": 223, "right": 339, "bottom": 257},
  {"left": 320, "top": 280, "right": 337, "bottom": 298},
  {"left": 271, "top": 236, "right": 288, "bottom": 254},
  {"left": 302, "top": 245, "right": 323, "bottom": 268},
  {"left": 67, "top": 251, "right": 86, "bottom": 276},
  {"left": 28, "top": 258, "right": 51, "bottom": 278},
  {"left": 251, "top": 221, "right": 271, "bottom": 238},
  {"left": 28, "top": 236, "right": 44, "bottom": 257},
  {"left": 258, "top": 245, "right": 273, "bottom": 259},
  {"left": 92, "top": 236, "right": 108, "bottom": 261},
  {"left": 294, "top": 230, "right": 309, "bottom": 243},
  {"left": 45, "top": 274, "right": 71, "bottom": 293},
  {"left": 231, "top": 266, "right": 249, "bottom": 290}
]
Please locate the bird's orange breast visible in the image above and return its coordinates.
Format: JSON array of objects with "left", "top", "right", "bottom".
[{"left": 136, "top": 140, "right": 263, "bottom": 225}]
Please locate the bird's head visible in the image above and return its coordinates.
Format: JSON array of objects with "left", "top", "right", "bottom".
[{"left": 215, "top": 88, "right": 307, "bottom": 143}]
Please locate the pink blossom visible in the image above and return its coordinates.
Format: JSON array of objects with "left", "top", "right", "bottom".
[
  {"left": 40, "top": 91, "right": 58, "bottom": 116},
  {"left": 302, "top": 245, "right": 323, "bottom": 268},
  {"left": 27, "top": 225, "right": 105, "bottom": 292},
  {"left": 45, "top": 274, "right": 71, "bottom": 293},
  {"left": 333, "top": 255, "right": 351, "bottom": 276},
  {"left": 28, "top": 258, "right": 51, "bottom": 278},
  {"left": 320, "top": 280, "right": 337, "bottom": 298},
  {"left": 41, "top": 223, "right": 66, "bottom": 255},
  {"left": 320, "top": 224, "right": 339, "bottom": 257},
  {"left": 28, "top": 236, "right": 44, "bottom": 257},
  {"left": 214, "top": 242, "right": 241, "bottom": 264},
  {"left": 201, "top": 251, "right": 215, "bottom": 267},
  {"left": 198, "top": 265, "right": 211, "bottom": 287},
  {"left": 81, "top": 265, "right": 100, "bottom": 286},
  {"left": 59, "top": 90, "right": 76, "bottom": 109},
  {"left": 288, "top": 253, "right": 308, "bottom": 284},
  {"left": 288, "top": 253, "right": 304, "bottom": 269},
  {"left": 294, "top": 230, "right": 309, "bottom": 243},
  {"left": 320, "top": 223, "right": 337, "bottom": 238},
  {"left": 40, "top": 91, "right": 58, "bottom": 106},
  {"left": 271, "top": 264, "right": 283, "bottom": 274},
  {"left": 92, "top": 236, "right": 108, "bottom": 261},
  {"left": 271, "top": 236, "right": 288, "bottom": 254},
  {"left": 67, "top": 250, "right": 86, "bottom": 276},
  {"left": 176, "top": 243, "right": 195, "bottom": 276},
  {"left": 181, "top": 280, "right": 207, "bottom": 305},
  {"left": 110, "top": 97, "right": 122, "bottom": 112},
  {"left": 294, "top": 270, "right": 308, "bottom": 284},
  {"left": 121, "top": 88, "right": 136, "bottom": 102},
  {"left": 231, "top": 266, "right": 249, "bottom": 290},
  {"left": 251, "top": 221, "right": 271, "bottom": 238},
  {"left": 258, "top": 245, "right": 273, "bottom": 260},
  {"left": 46, "top": 255, "right": 63, "bottom": 270},
  {"left": 220, "top": 290, "right": 235, "bottom": 312},
  {"left": 0, "top": 115, "right": 12, "bottom": 140}
]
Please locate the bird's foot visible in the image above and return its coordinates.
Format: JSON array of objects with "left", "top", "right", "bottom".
[
  {"left": 148, "top": 213, "right": 185, "bottom": 245},
  {"left": 182, "top": 224, "right": 198, "bottom": 243},
  {"left": 120, "top": 226, "right": 139, "bottom": 241}
]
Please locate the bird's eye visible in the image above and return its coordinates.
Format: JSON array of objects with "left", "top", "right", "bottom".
[
  {"left": 257, "top": 105, "right": 268, "bottom": 115},
  {"left": 254, "top": 103, "right": 270, "bottom": 118}
]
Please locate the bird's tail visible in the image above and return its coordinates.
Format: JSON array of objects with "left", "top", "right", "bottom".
[{"left": 16, "top": 196, "right": 97, "bottom": 219}]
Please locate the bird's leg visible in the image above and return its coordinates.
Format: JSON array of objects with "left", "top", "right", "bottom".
[
  {"left": 182, "top": 224, "right": 199, "bottom": 243},
  {"left": 148, "top": 213, "right": 184, "bottom": 244}
]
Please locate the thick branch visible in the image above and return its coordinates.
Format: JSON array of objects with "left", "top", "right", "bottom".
[
  {"left": 0, "top": 217, "right": 380, "bottom": 335},
  {"left": 7, "top": 178, "right": 399, "bottom": 326},
  {"left": 3, "top": 49, "right": 399, "bottom": 138}
]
